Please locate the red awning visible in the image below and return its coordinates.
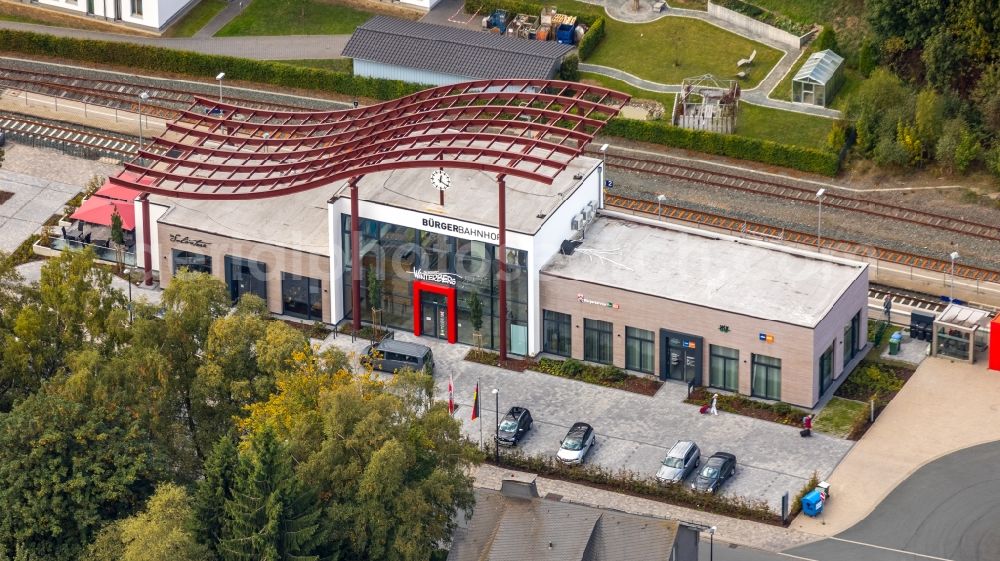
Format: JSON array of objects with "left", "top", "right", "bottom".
[
  {"left": 70, "top": 196, "right": 136, "bottom": 230},
  {"left": 95, "top": 172, "right": 149, "bottom": 201}
]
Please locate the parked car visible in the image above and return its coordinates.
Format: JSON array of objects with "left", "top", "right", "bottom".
[
  {"left": 691, "top": 452, "right": 737, "bottom": 494},
  {"left": 556, "top": 422, "right": 595, "bottom": 465},
  {"left": 495, "top": 406, "right": 533, "bottom": 446},
  {"left": 361, "top": 340, "right": 433, "bottom": 374},
  {"left": 656, "top": 440, "right": 701, "bottom": 484}
]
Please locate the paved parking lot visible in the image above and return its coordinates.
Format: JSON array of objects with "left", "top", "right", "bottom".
[{"left": 323, "top": 332, "right": 854, "bottom": 511}]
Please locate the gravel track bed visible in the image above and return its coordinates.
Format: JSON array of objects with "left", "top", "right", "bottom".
[
  {"left": 0, "top": 56, "right": 346, "bottom": 111},
  {"left": 608, "top": 169, "right": 1000, "bottom": 273}
]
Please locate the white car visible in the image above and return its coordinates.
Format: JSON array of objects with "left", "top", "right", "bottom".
[{"left": 557, "top": 422, "right": 595, "bottom": 465}]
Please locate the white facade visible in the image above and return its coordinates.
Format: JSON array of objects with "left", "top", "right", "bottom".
[
  {"left": 352, "top": 60, "right": 472, "bottom": 88},
  {"left": 35, "top": 0, "right": 195, "bottom": 30}
]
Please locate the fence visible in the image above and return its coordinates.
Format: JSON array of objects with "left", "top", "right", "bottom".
[{"left": 46, "top": 237, "right": 136, "bottom": 266}]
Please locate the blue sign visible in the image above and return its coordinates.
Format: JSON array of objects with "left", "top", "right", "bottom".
[
  {"left": 605, "top": 179, "right": 614, "bottom": 188},
  {"left": 759, "top": 333, "right": 767, "bottom": 341}
]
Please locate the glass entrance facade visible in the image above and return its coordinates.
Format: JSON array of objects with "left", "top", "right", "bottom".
[{"left": 341, "top": 216, "right": 529, "bottom": 353}]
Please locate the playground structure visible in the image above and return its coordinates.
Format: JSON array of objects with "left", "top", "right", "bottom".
[{"left": 672, "top": 74, "right": 741, "bottom": 134}]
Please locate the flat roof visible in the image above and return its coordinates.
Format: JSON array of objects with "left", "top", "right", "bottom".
[
  {"left": 155, "top": 187, "right": 331, "bottom": 256},
  {"left": 936, "top": 304, "right": 992, "bottom": 331},
  {"left": 333, "top": 155, "right": 601, "bottom": 236},
  {"left": 542, "top": 215, "right": 867, "bottom": 327}
]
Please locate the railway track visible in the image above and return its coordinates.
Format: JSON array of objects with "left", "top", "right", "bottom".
[
  {"left": 596, "top": 150, "right": 1000, "bottom": 242},
  {"left": 604, "top": 192, "right": 1000, "bottom": 284},
  {"left": 0, "top": 112, "right": 137, "bottom": 160}
]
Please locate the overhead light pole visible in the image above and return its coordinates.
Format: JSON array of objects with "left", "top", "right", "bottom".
[
  {"left": 216, "top": 72, "right": 226, "bottom": 102},
  {"left": 708, "top": 526, "right": 716, "bottom": 561},
  {"left": 491, "top": 388, "right": 500, "bottom": 464},
  {"left": 815, "top": 188, "right": 826, "bottom": 249},
  {"left": 137, "top": 91, "right": 149, "bottom": 151},
  {"left": 656, "top": 194, "right": 666, "bottom": 220},
  {"left": 949, "top": 251, "right": 960, "bottom": 302}
]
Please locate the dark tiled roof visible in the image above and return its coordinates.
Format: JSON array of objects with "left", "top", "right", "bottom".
[{"left": 342, "top": 16, "right": 574, "bottom": 80}]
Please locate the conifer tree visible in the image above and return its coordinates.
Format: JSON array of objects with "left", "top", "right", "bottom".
[
  {"left": 192, "top": 436, "right": 239, "bottom": 559},
  {"left": 220, "top": 427, "right": 322, "bottom": 561}
]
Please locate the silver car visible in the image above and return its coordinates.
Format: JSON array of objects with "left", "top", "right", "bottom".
[
  {"left": 557, "top": 422, "right": 596, "bottom": 465},
  {"left": 656, "top": 440, "right": 701, "bottom": 484}
]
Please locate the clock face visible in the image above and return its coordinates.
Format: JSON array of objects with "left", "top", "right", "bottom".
[{"left": 431, "top": 169, "right": 451, "bottom": 190}]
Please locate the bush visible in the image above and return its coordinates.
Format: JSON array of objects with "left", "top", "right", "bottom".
[
  {"left": 986, "top": 144, "right": 1000, "bottom": 179},
  {"left": 0, "top": 30, "right": 424, "bottom": 101},
  {"left": 813, "top": 27, "right": 838, "bottom": 52},
  {"left": 789, "top": 471, "right": 820, "bottom": 518},
  {"left": 603, "top": 118, "right": 840, "bottom": 176},
  {"left": 577, "top": 16, "right": 605, "bottom": 61},
  {"left": 558, "top": 358, "right": 584, "bottom": 377},
  {"left": 559, "top": 54, "right": 579, "bottom": 81},
  {"left": 835, "top": 364, "right": 904, "bottom": 401}
]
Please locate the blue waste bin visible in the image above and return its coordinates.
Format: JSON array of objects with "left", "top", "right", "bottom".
[{"left": 801, "top": 489, "right": 824, "bottom": 517}]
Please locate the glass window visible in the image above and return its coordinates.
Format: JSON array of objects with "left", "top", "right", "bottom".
[
  {"left": 584, "top": 319, "right": 613, "bottom": 364},
  {"left": 224, "top": 255, "right": 267, "bottom": 305},
  {"left": 709, "top": 345, "right": 739, "bottom": 391},
  {"left": 843, "top": 311, "right": 860, "bottom": 367},
  {"left": 131, "top": 0, "right": 142, "bottom": 15},
  {"left": 750, "top": 354, "right": 781, "bottom": 400},
  {"left": 625, "top": 326, "right": 654, "bottom": 373},
  {"left": 543, "top": 310, "right": 572, "bottom": 357},
  {"left": 819, "top": 344, "right": 834, "bottom": 395},
  {"left": 172, "top": 249, "right": 211, "bottom": 275},
  {"left": 281, "top": 273, "right": 322, "bottom": 322}
]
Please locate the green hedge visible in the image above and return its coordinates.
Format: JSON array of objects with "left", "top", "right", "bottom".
[
  {"left": 464, "top": 0, "right": 599, "bottom": 28},
  {"left": 577, "top": 16, "right": 605, "bottom": 61},
  {"left": 603, "top": 118, "right": 841, "bottom": 176},
  {"left": 0, "top": 30, "right": 423, "bottom": 101}
]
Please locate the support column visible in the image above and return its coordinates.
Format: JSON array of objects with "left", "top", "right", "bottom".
[
  {"left": 350, "top": 177, "right": 362, "bottom": 332},
  {"left": 141, "top": 194, "right": 153, "bottom": 286},
  {"left": 497, "top": 174, "right": 508, "bottom": 363}
]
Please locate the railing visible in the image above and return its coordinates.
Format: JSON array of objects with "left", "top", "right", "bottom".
[{"left": 48, "top": 237, "right": 136, "bottom": 266}]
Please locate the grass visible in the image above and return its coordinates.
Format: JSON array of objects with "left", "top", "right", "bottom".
[
  {"left": 746, "top": 0, "right": 859, "bottom": 26},
  {"left": 0, "top": 12, "right": 51, "bottom": 25},
  {"left": 587, "top": 17, "right": 783, "bottom": 89},
  {"left": 216, "top": 0, "right": 373, "bottom": 36},
  {"left": 277, "top": 58, "right": 353, "bottom": 73},
  {"left": 813, "top": 397, "right": 866, "bottom": 438},
  {"left": 738, "top": 103, "right": 833, "bottom": 149},
  {"left": 163, "top": 0, "right": 227, "bottom": 37},
  {"left": 579, "top": 72, "right": 675, "bottom": 110}
]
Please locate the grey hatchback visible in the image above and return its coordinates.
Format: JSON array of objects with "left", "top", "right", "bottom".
[{"left": 656, "top": 440, "right": 701, "bottom": 484}]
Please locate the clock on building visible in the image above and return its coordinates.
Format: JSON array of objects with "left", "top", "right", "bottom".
[{"left": 431, "top": 169, "right": 451, "bottom": 191}]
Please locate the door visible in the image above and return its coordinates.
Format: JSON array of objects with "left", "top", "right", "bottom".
[
  {"left": 420, "top": 291, "right": 449, "bottom": 340},
  {"left": 660, "top": 329, "right": 703, "bottom": 384},
  {"left": 86, "top": 0, "right": 94, "bottom": 15},
  {"left": 225, "top": 256, "right": 267, "bottom": 305},
  {"left": 113, "top": 0, "right": 122, "bottom": 20}
]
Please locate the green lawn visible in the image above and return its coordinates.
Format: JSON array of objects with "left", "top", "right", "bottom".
[
  {"left": 0, "top": 12, "right": 51, "bottom": 25},
  {"left": 580, "top": 72, "right": 675, "bottom": 111},
  {"left": 164, "top": 0, "right": 227, "bottom": 37},
  {"left": 216, "top": 0, "right": 373, "bottom": 36},
  {"left": 747, "top": 0, "right": 862, "bottom": 26},
  {"left": 588, "top": 17, "right": 783, "bottom": 89},
  {"left": 739, "top": 102, "right": 833, "bottom": 149},
  {"left": 276, "top": 58, "right": 353, "bottom": 73},
  {"left": 814, "top": 397, "right": 866, "bottom": 438}
]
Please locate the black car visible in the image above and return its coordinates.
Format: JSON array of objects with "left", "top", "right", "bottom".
[
  {"left": 495, "top": 407, "right": 533, "bottom": 446},
  {"left": 691, "top": 452, "right": 737, "bottom": 494}
]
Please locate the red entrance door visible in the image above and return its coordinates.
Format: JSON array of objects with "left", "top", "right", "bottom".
[{"left": 412, "top": 281, "right": 457, "bottom": 344}]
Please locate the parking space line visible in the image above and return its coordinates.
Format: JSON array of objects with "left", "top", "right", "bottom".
[{"left": 827, "top": 537, "right": 954, "bottom": 561}]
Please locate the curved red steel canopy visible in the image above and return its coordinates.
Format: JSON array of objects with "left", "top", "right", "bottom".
[{"left": 109, "top": 79, "right": 630, "bottom": 199}]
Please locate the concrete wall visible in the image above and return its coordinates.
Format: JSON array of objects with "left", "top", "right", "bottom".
[
  {"left": 811, "top": 266, "right": 870, "bottom": 403},
  {"left": 538, "top": 274, "right": 822, "bottom": 407},
  {"left": 157, "top": 222, "right": 332, "bottom": 322},
  {"left": 706, "top": 1, "right": 813, "bottom": 49}
]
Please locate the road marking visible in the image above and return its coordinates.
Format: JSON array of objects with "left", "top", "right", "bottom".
[{"left": 826, "top": 537, "right": 955, "bottom": 561}]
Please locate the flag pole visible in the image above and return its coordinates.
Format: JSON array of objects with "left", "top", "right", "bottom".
[{"left": 478, "top": 377, "right": 483, "bottom": 451}]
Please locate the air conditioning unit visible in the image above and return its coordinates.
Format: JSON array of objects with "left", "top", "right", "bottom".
[
  {"left": 571, "top": 213, "right": 585, "bottom": 231},
  {"left": 584, "top": 208, "right": 595, "bottom": 221}
]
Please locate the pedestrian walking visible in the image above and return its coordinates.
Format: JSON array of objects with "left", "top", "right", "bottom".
[
  {"left": 710, "top": 393, "right": 719, "bottom": 416},
  {"left": 800, "top": 414, "right": 813, "bottom": 437}
]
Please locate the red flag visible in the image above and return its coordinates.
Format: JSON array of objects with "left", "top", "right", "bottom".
[
  {"left": 448, "top": 374, "right": 455, "bottom": 415},
  {"left": 471, "top": 382, "right": 479, "bottom": 421}
]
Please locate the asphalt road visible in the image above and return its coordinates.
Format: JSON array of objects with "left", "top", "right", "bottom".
[{"left": 784, "top": 440, "right": 1000, "bottom": 561}]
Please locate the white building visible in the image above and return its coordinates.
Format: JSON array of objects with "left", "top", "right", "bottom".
[{"left": 33, "top": 0, "right": 196, "bottom": 31}]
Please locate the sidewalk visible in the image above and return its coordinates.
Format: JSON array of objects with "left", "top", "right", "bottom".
[
  {"left": 792, "top": 356, "right": 1000, "bottom": 536},
  {"left": 194, "top": 0, "right": 246, "bottom": 38}
]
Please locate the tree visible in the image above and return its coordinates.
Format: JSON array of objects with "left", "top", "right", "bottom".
[
  {"left": 111, "top": 208, "right": 125, "bottom": 274},
  {"left": 192, "top": 436, "right": 239, "bottom": 560},
  {"left": 972, "top": 63, "right": 1000, "bottom": 135},
  {"left": 846, "top": 69, "right": 914, "bottom": 156},
  {"left": 0, "top": 390, "right": 160, "bottom": 561},
  {"left": 915, "top": 88, "right": 947, "bottom": 155},
  {"left": 119, "top": 484, "right": 211, "bottom": 561},
  {"left": 813, "top": 27, "right": 838, "bottom": 52},
  {"left": 559, "top": 54, "right": 580, "bottom": 81},
  {"left": 220, "top": 427, "right": 323, "bottom": 561}
]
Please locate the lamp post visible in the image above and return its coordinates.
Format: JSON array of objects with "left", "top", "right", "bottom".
[
  {"left": 708, "top": 526, "right": 716, "bottom": 561},
  {"left": 656, "top": 194, "right": 666, "bottom": 221},
  {"left": 949, "top": 251, "right": 960, "bottom": 302},
  {"left": 815, "top": 188, "right": 826, "bottom": 249},
  {"left": 216, "top": 72, "right": 226, "bottom": 102},
  {"left": 123, "top": 267, "right": 133, "bottom": 324},
  {"left": 137, "top": 91, "right": 149, "bottom": 151},
  {"left": 491, "top": 388, "right": 500, "bottom": 464}
]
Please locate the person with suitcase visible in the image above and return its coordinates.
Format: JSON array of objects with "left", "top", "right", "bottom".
[{"left": 800, "top": 414, "right": 813, "bottom": 437}]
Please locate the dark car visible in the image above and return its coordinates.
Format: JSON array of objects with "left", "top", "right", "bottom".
[
  {"left": 557, "top": 422, "right": 596, "bottom": 465},
  {"left": 691, "top": 452, "right": 737, "bottom": 494},
  {"left": 495, "top": 406, "right": 533, "bottom": 446}
]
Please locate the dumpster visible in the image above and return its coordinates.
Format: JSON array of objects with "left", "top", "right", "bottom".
[
  {"left": 801, "top": 489, "right": 824, "bottom": 517},
  {"left": 888, "top": 331, "right": 902, "bottom": 355}
]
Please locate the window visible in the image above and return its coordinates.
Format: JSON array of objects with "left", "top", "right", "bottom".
[
  {"left": 172, "top": 250, "right": 212, "bottom": 275},
  {"left": 130, "top": 0, "right": 142, "bottom": 15},
  {"left": 819, "top": 344, "right": 834, "bottom": 395},
  {"left": 583, "top": 319, "right": 613, "bottom": 364},
  {"left": 543, "top": 310, "right": 571, "bottom": 357},
  {"left": 750, "top": 354, "right": 781, "bottom": 400},
  {"left": 281, "top": 273, "right": 322, "bottom": 322},
  {"left": 224, "top": 255, "right": 267, "bottom": 305},
  {"left": 709, "top": 345, "right": 739, "bottom": 391},
  {"left": 625, "top": 327, "right": 654, "bottom": 373},
  {"left": 843, "top": 311, "right": 860, "bottom": 367}
]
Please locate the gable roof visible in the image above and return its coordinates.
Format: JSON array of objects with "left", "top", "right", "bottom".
[
  {"left": 343, "top": 16, "right": 574, "bottom": 80},
  {"left": 793, "top": 49, "right": 844, "bottom": 85}
]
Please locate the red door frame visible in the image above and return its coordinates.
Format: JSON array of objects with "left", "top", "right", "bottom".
[{"left": 413, "top": 281, "right": 457, "bottom": 343}]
